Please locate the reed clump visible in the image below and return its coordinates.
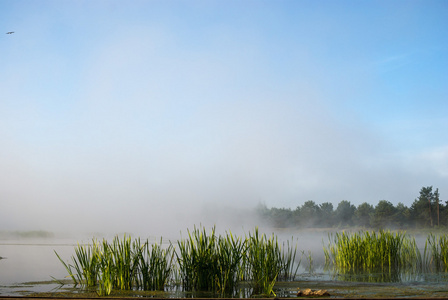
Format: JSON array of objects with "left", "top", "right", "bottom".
[
  {"left": 425, "top": 233, "right": 448, "bottom": 272},
  {"left": 57, "top": 227, "right": 300, "bottom": 297},
  {"left": 55, "top": 235, "right": 174, "bottom": 296},
  {"left": 323, "top": 230, "right": 422, "bottom": 273},
  {"left": 244, "top": 229, "right": 278, "bottom": 296},
  {"left": 175, "top": 226, "right": 245, "bottom": 295},
  {"left": 175, "top": 226, "right": 299, "bottom": 296},
  {"left": 134, "top": 238, "right": 174, "bottom": 291}
]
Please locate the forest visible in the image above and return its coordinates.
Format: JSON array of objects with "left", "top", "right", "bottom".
[{"left": 256, "top": 186, "right": 446, "bottom": 229}]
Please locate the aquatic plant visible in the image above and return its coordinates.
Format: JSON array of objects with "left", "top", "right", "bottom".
[
  {"left": 108, "top": 236, "right": 137, "bottom": 290},
  {"left": 323, "top": 230, "right": 421, "bottom": 273},
  {"left": 279, "top": 238, "right": 301, "bottom": 281},
  {"left": 245, "top": 228, "right": 280, "bottom": 296},
  {"left": 305, "top": 250, "right": 314, "bottom": 274},
  {"left": 57, "top": 227, "right": 301, "bottom": 297},
  {"left": 134, "top": 238, "right": 174, "bottom": 291},
  {"left": 215, "top": 230, "right": 246, "bottom": 295},
  {"left": 55, "top": 240, "right": 102, "bottom": 287},
  {"left": 176, "top": 226, "right": 217, "bottom": 291},
  {"left": 175, "top": 226, "right": 245, "bottom": 295},
  {"left": 56, "top": 235, "right": 174, "bottom": 296},
  {"left": 97, "top": 243, "right": 113, "bottom": 296},
  {"left": 425, "top": 233, "right": 448, "bottom": 272},
  {"left": 244, "top": 228, "right": 300, "bottom": 296}
]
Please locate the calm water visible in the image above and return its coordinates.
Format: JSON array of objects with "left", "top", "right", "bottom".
[
  {"left": 1, "top": 233, "right": 447, "bottom": 297},
  {"left": 0, "top": 240, "right": 73, "bottom": 284}
]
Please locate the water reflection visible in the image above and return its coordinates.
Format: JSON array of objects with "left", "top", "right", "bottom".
[
  {"left": 1, "top": 234, "right": 448, "bottom": 297},
  {"left": 329, "top": 269, "right": 413, "bottom": 283}
]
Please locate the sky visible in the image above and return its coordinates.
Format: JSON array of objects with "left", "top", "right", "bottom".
[{"left": 1, "top": 0, "right": 447, "bottom": 234}]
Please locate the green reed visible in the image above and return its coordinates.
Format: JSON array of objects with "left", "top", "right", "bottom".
[
  {"left": 134, "top": 238, "right": 174, "bottom": 291},
  {"left": 55, "top": 240, "right": 101, "bottom": 287},
  {"left": 244, "top": 228, "right": 299, "bottom": 296},
  {"left": 279, "top": 238, "right": 301, "bottom": 281},
  {"left": 215, "top": 231, "right": 246, "bottom": 295},
  {"left": 56, "top": 235, "right": 173, "bottom": 296},
  {"left": 175, "top": 226, "right": 244, "bottom": 294},
  {"left": 172, "top": 226, "right": 300, "bottom": 296},
  {"left": 109, "top": 236, "right": 138, "bottom": 290},
  {"left": 97, "top": 242, "right": 114, "bottom": 296},
  {"left": 324, "top": 230, "right": 421, "bottom": 273},
  {"left": 57, "top": 227, "right": 301, "bottom": 297},
  {"left": 425, "top": 233, "right": 448, "bottom": 272},
  {"left": 176, "top": 226, "right": 213, "bottom": 291},
  {"left": 245, "top": 228, "right": 280, "bottom": 296}
]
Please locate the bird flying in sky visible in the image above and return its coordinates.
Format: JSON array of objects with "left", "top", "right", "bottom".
[{"left": 6, "top": 31, "right": 14, "bottom": 34}]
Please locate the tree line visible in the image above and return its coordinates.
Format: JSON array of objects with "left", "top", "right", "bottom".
[{"left": 256, "top": 186, "right": 446, "bottom": 229}]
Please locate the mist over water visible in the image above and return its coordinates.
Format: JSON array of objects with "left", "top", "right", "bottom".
[
  {"left": 1, "top": 1, "right": 447, "bottom": 242},
  {"left": 1, "top": 3, "right": 447, "bottom": 297}
]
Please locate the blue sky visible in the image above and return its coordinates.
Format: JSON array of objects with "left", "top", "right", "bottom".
[{"left": 1, "top": 0, "right": 447, "bottom": 233}]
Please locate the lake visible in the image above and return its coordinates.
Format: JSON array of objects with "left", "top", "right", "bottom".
[{"left": 1, "top": 231, "right": 447, "bottom": 298}]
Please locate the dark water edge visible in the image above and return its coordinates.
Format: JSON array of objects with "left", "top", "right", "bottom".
[{"left": 1, "top": 278, "right": 448, "bottom": 298}]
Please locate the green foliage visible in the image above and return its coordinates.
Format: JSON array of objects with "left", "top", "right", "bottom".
[
  {"left": 55, "top": 235, "right": 174, "bottom": 296},
  {"left": 371, "top": 200, "right": 397, "bottom": 228},
  {"left": 296, "top": 200, "right": 321, "bottom": 227},
  {"left": 319, "top": 202, "right": 334, "bottom": 227},
  {"left": 335, "top": 200, "right": 356, "bottom": 226},
  {"left": 410, "top": 186, "right": 441, "bottom": 227},
  {"left": 394, "top": 202, "right": 411, "bottom": 228},
  {"left": 57, "top": 227, "right": 448, "bottom": 294},
  {"left": 245, "top": 228, "right": 281, "bottom": 296},
  {"left": 134, "top": 238, "right": 174, "bottom": 291},
  {"left": 425, "top": 233, "right": 448, "bottom": 272},
  {"left": 57, "top": 227, "right": 301, "bottom": 297},
  {"left": 176, "top": 226, "right": 221, "bottom": 292},
  {"left": 323, "top": 230, "right": 422, "bottom": 275},
  {"left": 354, "top": 202, "right": 374, "bottom": 227},
  {"left": 269, "top": 207, "right": 294, "bottom": 228},
  {"left": 258, "top": 186, "right": 444, "bottom": 229},
  {"left": 175, "top": 226, "right": 299, "bottom": 296}
]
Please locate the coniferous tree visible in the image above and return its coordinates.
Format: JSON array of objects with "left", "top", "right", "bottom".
[
  {"left": 255, "top": 186, "right": 442, "bottom": 229},
  {"left": 371, "top": 200, "right": 397, "bottom": 228},
  {"left": 394, "top": 202, "right": 411, "bottom": 228},
  {"left": 410, "top": 186, "right": 438, "bottom": 227},
  {"left": 296, "top": 201, "right": 321, "bottom": 227},
  {"left": 354, "top": 202, "right": 374, "bottom": 228},
  {"left": 335, "top": 200, "right": 355, "bottom": 227},
  {"left": 319, "top": 202, "right": 334, "bottom": 227}
]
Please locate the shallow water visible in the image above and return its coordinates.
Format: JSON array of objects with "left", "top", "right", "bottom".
[
  {"left": 0, "top": 239, "right": 75, "bottom": 285},
  {"left": 1, "top": 233, "right": 447, "bottom": 297}
]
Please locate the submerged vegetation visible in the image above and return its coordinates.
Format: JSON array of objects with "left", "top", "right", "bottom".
[{"left": 56, "top": 226, "right": 300, "bottom": 297}]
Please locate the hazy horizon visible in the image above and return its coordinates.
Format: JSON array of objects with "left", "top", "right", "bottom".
[{"left": 1, "top": 1, "right": 447, "bottom": 234}]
